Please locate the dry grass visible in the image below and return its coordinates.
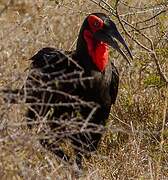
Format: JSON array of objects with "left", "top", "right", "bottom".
[{"left": 0, "top": 0, "right": 168, "bottom": 179}]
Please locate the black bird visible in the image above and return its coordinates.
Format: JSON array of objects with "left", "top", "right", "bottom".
[{"left": 3, "top": 13, "right": 132, "bottom": 169}]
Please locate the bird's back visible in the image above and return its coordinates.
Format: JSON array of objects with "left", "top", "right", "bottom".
[
  {"left": 25, "top": 48, "right": 96, "bottom": 127},
  {"left": 25, "top": 47, "right": 118, "bottom": 131}
]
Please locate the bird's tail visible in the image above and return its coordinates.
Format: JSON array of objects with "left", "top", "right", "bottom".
[{"left": 1, "top": 88, "right": 24, "bottom": 104}]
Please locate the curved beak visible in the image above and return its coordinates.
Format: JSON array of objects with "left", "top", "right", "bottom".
[{"left": 94, "top": 23, "right": 133, "bottom": 64}]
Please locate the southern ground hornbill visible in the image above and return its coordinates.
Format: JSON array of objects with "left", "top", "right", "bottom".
[{"left": 3, "top": 13, "right": 132, "bottom": 169}]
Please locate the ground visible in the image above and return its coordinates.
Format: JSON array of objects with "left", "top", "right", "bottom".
[{"left": 0, "top": 0, "right": 168, "bottom": 179}]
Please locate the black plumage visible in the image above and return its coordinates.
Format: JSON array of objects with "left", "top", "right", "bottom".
[{"left": 4, "top": 13, "right": 132, "bottom": 169}]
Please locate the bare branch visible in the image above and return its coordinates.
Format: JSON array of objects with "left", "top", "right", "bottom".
[
  {"left": 0, "top": 0, "right": 13, "bottom": 16},
  {"left": 90, "top": 0, "right": 168, "bottom": 84}
]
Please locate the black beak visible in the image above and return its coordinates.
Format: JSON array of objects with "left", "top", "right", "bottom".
[{"left": 94, "top": 22, "right": 133, "bottom": 64}]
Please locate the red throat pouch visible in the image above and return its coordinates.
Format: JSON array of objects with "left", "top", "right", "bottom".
[{"left": 84, "top": 30, "right": 109, "bottom": 72}]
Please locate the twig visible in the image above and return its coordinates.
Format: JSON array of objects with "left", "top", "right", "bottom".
[
  {"left": 150, "top": 52, "right": 168, "bottom": 84},
  {"left": 115, "top": 0, "right": 152, "bottom": 52},
  {"left": 91, "top": 0, "right": 168, "bottom": 84},
  {"left": 80, "top": 106, "right": 99, "bottom": 132},
  {"left": 135, "top": 8, "right": 168, "bottom": 25},
  {"left": 0, "top": 0, "right": 13, "bottom": 16}
]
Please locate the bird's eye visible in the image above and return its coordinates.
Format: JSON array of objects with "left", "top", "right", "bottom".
[
  {"left": 93, "top": 21, "right": 100, "bottom": 28},
  {"left": 87, "top": 15, "right": 104, "bottom": 32}
]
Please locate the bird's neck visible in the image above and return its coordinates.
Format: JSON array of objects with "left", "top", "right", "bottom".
[{"left": 76, "top": 30, "right": 109, "bottom": 72}]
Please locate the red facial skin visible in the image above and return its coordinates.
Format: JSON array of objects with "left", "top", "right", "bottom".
[{"left": 84, "top": 15, "right": 109, "bottom": 72}]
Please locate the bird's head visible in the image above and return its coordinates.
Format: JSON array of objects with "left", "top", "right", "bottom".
[{"left": 76, "top": 13, "right": 133, "bottom": 72}]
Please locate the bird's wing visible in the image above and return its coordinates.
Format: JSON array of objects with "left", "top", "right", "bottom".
[
  {"left": 110, "top": 62, "right": 119, "bottom": 104},
  {"left": 30, "top": 47, "right": 74, "bottom": 69},
  {"left": 27, "top": 47, "right": 81, "bottom": 80}
]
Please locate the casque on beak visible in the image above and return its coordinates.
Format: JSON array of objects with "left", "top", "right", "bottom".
[{"left": 94, "top": 19, "right": 133, "bottom": 64}]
